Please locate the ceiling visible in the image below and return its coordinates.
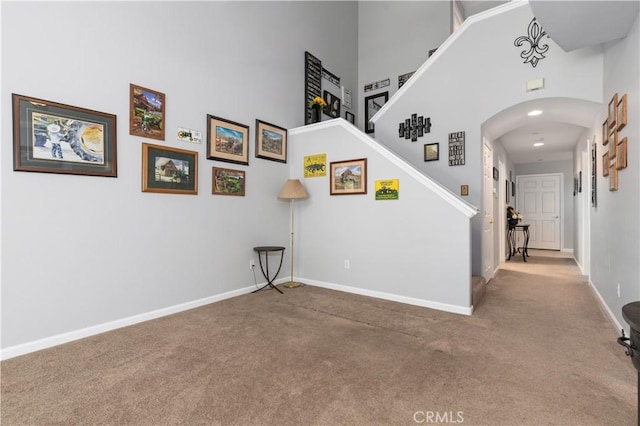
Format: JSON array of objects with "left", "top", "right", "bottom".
[{"left": 459, "top": 0, "right": 638, "bottom": 164}]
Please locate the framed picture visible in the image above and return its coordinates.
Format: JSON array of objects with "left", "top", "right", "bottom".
[
  {"left": 506, "top": 180, "right": 510, "bottom": 203},
  {"left": 130, "top": 84, "right": 165, "bottom": 141},
  {"left": 616, "top": 137, "right": 627, "bottom": 170},
  {"left": 578, "top": 171, "right": 582, "bottom": 192},
  {"left": 212, "top": 167, "right": 245, "bottom": 196},
  {"left": 608, "top": 93, "right": 618, "bottom": 130},
  {"left": 142, "top": 143, "right": 197, "bottom": 195},
  {"left": 460, "top": 185, "right": 469, "bottom": 196},
  {"left": 206, "top": 115, "right": 249, "bottom": 165},
  {"left": 609, "top": 128, "right": 618, "bottom": 159},
  {"left": 424, "top": 143, "right": 439, "bottom": 161},
  {"left": 512, "top": 181, "right": 516, "bottom": 197},
  {"left": 330, "top": 158, "right": 367, "bottom": 195},
  {"left": 12, "top": 93, "right": 117, "bottom": 177},
  {"left": 602, "top": 120, "right": 609, "bottom": 146},
  {"left": 345, "top": 111, "right": 355, "bottom": 125},
  {"left": 609, "top": 164, "right": 618, "bottom": 191},
  {"left": 617, "top": 94, "right": 627, "bottom": 131},
  {"left": 492, "top": 167, "right": 499, "bottom": 181},
  {"left": 602, "top": 152, "right": 610, "bottom": 177},
  {"left": 323, "top": 90, "right": 341, "bottom": 119},
  {"left": 255, "top": 119, "right": 287, "bottom": 163},
  {"left": 364, "top": 92, "right": 388, "bottom": 134}
]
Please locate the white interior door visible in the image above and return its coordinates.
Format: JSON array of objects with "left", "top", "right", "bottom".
[
  {"left": 482, "top": 140, "right": 494, "bottom": 281},
  {"left": 516, "top": 174, "right": 561, "bottom": 250}
]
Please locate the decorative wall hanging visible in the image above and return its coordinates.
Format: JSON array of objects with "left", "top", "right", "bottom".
[
  {"left": 493, "top": 167, "right": 499, "bottom": 181},
  {"left": 341, "top": 87, "right": 352, "bottom": 109},
  {"left": 142, "top": 143, "right": 197, "bottom": 195},
  {"left": 591, "top": 141, "right": 597, "bottom": 207},
  {"left": 364, "top": 78, "right": 390, "bottom": 92},
  {"left": 398, "top": 114, "right": 431, "bottom": 142},
  {"left": 345, "top": 111, "right": 355, "bottom": 124},
  {"left": 448, "top": 131, "right": 465, "bottom": 166},
  {"left": 304, "top": 153, "right": 327, "bottom": 178},
  {"left": 206, "top": 114, "right": 249, "bottom": 165},
  {"left": 323, "top": 90, "right": 341, "bottom": 119},
  {"left": 603, "top": 92, "right": 629, "bottom": 191},
  {"left": 322, "top": 68, "right": 340, "bottom": 88},
  {"left": 330, "top": 158, "right": 367, "bottom": 195},
  {"left": 177, "top": 126, "right": 202, "bottom": 144},
  {"left": 616, "top": 137, "right": 627, "bottom": 170},
  {"left": 608, "top": 93, "right": 618, "bottom": 130},
  {"left": 375, "top": 179, "right": 399, "bottom": 201},
  {"left": 398, "top": 71, "right": 415, "bottom": 88},
  {"left": 424, "top": 143, "right": 439, "bottom": 162},
  {"left": 602, "top": 152, "right": 610, "bottom": 177},
  {"left": 212, "top": 167, "right": 245, "bottom": 196},
  {"left": 617, "top": 94, "right": 627, "bottom": 130},
  {"left": 364, "top": 92, "right": 388, "bottom": 134},
  {"left": 130, "top": 84, "right": 165, "bottom": 141},
  {"left": 513, "top": 17, "right": 549, "bottom": 68},
  {"left": 305, "top": 51, "right": 322, "bottom": 125},
  {"left": 460, "top": 185, "right": 469, "bottom": 196},
  {"left": 255, "top": 119, "right": 287, "bottom": 163},
  {"left": 12, "top": 93, "right": 117, "bottom": 177}
]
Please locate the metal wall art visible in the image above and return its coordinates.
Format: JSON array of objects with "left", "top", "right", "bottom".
[
  {"left": 514, "top": 17, "right": 549, "bottom": 68},
  {"left": 398, "top": 114, "right": 431, "bottom": 142}
]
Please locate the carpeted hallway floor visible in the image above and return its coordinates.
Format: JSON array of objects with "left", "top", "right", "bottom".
[{"left": 1, "top": 252, "right": 637, "bottom": 425}]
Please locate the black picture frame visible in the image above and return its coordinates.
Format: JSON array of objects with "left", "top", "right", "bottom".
[
  {"left": 511, "top": 181, "right": 515, "bottom": 197},
  {"left": 142, "top": 143, "right": 197, "bottom": 195},
  {"left": 12, "top": 93, "right": 117, "bottom": 177},
  {"left": 323, "top": 90, "right": 341, "bottom": 119},
  {"left": 255, "top": 119, "right": 287, "bottom": 163},
  {"left": 364, "top": 92, "right": 388, "bottom": 134},
  {"left": 345, "top": 111, "right": 355, "bottom": 124},
  {"left": 206, "top": 114, "right": 249, "bottom": 165},
  {"left": 493, "top": 167, "right": 499, "bottom": 181},
  {"left": 424, "top": 143, "right": 439, "bottom": 161}
]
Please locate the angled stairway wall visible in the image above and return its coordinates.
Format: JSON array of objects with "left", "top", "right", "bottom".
[
  {"left": 371, "top": 0, "right": 604, "bottom": 275},
  {"left": 289, "top": 120, "right": 478, "bottom": 315}
]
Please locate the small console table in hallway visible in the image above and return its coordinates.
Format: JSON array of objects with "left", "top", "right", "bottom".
[
  {"left": 507, "top": 224, "right": 530, "bottom": 262},
  {"left": 252, "top": 246, "right": 285, "bottom": 294}
]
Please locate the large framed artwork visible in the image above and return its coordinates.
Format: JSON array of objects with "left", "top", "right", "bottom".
[
  {"left": 323, "top": 90, "right": 341, "bottom": 119},
  {"left": 142, "top": 143, "right": 197, "bottom": 195},
  {"left": 212, "top": 167, "right": 246, "bottom": 196},
  {"left": 330, "top": 158, "right": 367, "bottom": 195},
  {"left": 12, "top": 93, "right": 117, "bottom": 177},
  {"left": 364, "top": 92, "right": 388, "bottom": 134},
  {"left": 207, "top": 115, "right": 249, "bottom": 165},
  {"left": 255, "top": 119, "right": 287, "bottom": 163},
  {"left": 129, "top": 84, "right": 165, "bottom": 141}
]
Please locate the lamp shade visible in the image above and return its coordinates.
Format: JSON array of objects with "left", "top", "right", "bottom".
[{"left": 278, "top": 179, "right": 309, "bottom": 200}]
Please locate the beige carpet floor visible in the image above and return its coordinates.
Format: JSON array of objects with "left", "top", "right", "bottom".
[{"left": 1, "top": 254, "right": 637, "bottom": 425}]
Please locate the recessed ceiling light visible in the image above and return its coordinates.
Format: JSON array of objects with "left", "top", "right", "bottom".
[
  {"left": 533, "top": 142, "right": 544, "bottom": 147},
  {"left": 528, "top": 110, "right": 543, "bottom": 116}
]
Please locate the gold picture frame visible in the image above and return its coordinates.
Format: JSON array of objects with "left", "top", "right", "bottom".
[
  {"left": 616, "top": 137, "right": 627, "bottom": 170},
  {"left": 142, "top": 143, "right": 198, "bottom": 195},
  {"left": 330, "top": 158, "right": 367, "bottom": 195},
  {"left": 617, "top": 94, "right": 627, "bottom": 131},
  {"left": 608, "top": 93, "right": 618, "bottom": 130},
  {"left": 602, "top": 120, "right": 609, "bottom": 145},
  {"left": 609, "top": 128, "right": 618, "bottom": 159},
  {"left": 609, "top": 164, "right": 618, "bottom": 191},
  {"left": 602, "top": 152, "right": 609, "bottom": 177},
  {"left": 130, "top": 84, "right": 165, "bottom": 141}
]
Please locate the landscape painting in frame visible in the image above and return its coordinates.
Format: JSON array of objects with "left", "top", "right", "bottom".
[
  {"left": 330, "top": 158, "right": 367, "bottom": 195},
  {"left": 130, "top": 84, "right": 165, "bottom": 141},
  {"left": 212, "top": 167, "right": 245, "bottom": 196},
  {"left": 12, "top": 93, "right": 117, "bottom": 177},
  {"left": 207, "top": 115, "right": 249, "bottom": 165},
  {"left": 142, "top": 143, "right": 197, "bottom": 195},
  {"left": 255, "top": 119, "right": 287, "bottom": 163}
]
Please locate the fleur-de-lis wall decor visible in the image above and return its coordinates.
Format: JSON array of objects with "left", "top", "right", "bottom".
[
  {"left": 514, "top": 17, "right": 549, "bottom": 68},
  {"left": 399, "top": 114, "right": 431, "bottom": 142}
]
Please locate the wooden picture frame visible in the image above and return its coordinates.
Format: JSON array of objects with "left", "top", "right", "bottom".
[
  {"left": 212, "top": 167, "right": 245, "bottom": 196},
  {"left": 617, "top": 94, "right": 627, "bottom": 131},
  {"left": 608, "top": 93, "right": 618, "bottom": 130},
  {"left": 609, "top": 164, "right": 618, "bottom": 191},
  {"left": 130, "top": 84, "right": 165, "bottom": 141},
  {"left": 424, "top": 143, "right": 439, "bottom": 161},
  {"left": 330, "top": 158, "right": 367, "bottom": 195},
  {"left": 460, "top": 185, "right": 469, "bottom": 196},
  {"left": 345, "top": 111, "right": 355, "bottom": 125},
  {"left": 142, "top": 143, "right": 197, "bottom": 195},
  {"left": 255, "top": 119, "right": 287, "bottom": 163},
  {"left": 206, "top": 115, "right": 249, "bottom": 165},
  {"left": 12, "top": 93, "right": 117, "bottom": 177},
  {"left": 609, "top": 128, "right": 618, "bottom": 159},
  {"left": 602, "top": 120, "right": 609, "bottom": 146},
  {"left": 364, "top": 92, "right": 388, "bottom": 134},
  {"left": 616, "top": 137, "right": 627, "bottom": 170},
  {"left": 602, "top": 152, "right": 610, "bottom": 177},
  {"left": 323, "top": 90, "right": 341, "bottom": 119}
]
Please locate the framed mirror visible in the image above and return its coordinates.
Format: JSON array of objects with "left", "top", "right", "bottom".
[{"left": 364, "top": 92, "right": 388, "bottom": 134}]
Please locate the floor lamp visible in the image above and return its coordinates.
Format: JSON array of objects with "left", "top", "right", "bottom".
[{"left": 278, "top": 179, "right": 309, "bottom": 288}]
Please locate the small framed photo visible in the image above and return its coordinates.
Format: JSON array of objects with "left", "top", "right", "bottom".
[
  {"left": 142, "top": 143, "right": 197, "bottom": 195},
  {"left": 323, "top": 90, "right": 341, "bottom": 119},
  {"left": 602, "top": 120, "right": 609, "bottom": 146},
  {"left": 460, "top": 185, "right": 469, "bottom": 196},
  {"left": 616, "top": 137, "right": 627, "bottom": 170},
  {"left": 330, "top": 158, "right": 367, "bottom": 195},
  {"left": 12, "top": 93, "right": 117, "bottom": 177},
  {"left": 255, "top": 119, "right": 287, "bottom": 163},
  {"left": 345, "top": 111, "right": 355, "bottom": 125},
  {"left": 212, "top": 167, "right": 245, "bottom": 196},
  {"left": 130, "top": 84, "right": 165, "bottom": 141},
  {"left": 602, "top": 152, "right": 610, "bottom": 177},
  {"left": 424, "top": 143, "right": 439, "bottom": 161},
  {"left": 206, "top": 114, "right": 249, "bottom": 165},
  {"left": 608, "top": 93, "right": 618, "bottom": 130},
  {"left": 617, "top": 94, "right": 627, "bottom": 131}
]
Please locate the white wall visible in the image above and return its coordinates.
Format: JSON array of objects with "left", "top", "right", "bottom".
[
  {"left": 1, "top": 1, "right": 359, "bottom": 354},
  {"left": 372, "top": 1, "right": 603, "bottom": 274},
  {"left": 590, "top": 13, "right": 640, "bottom": 330},
  {"left": 289, "top": 120, "right": 477, "bottom": 313},
  {"left": 357, "top": 1, "right": 451, "bottom": 132}
]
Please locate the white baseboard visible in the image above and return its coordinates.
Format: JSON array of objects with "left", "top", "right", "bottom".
[
  {"left": 302, "top": 278, "right": 473, "bottom": 316},
  {"left": 0, "top": 284, "right": 263, "bottom": 361},
  {"left": 587, "top": 279, "right": 625, "bottom": 334},
  {"left": 561, "top": 248, "right": 574, "bottom": 253}
]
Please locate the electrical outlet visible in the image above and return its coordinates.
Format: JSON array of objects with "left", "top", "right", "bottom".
[
  {"left": 344, "top": 259, "right": 350, "bottom": 269},
  {"left": 617, "top": 283, "right": 620, "bottom": 298},
  {"left": 250, "top": 259, "right": 255, "bottom": 269}
]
